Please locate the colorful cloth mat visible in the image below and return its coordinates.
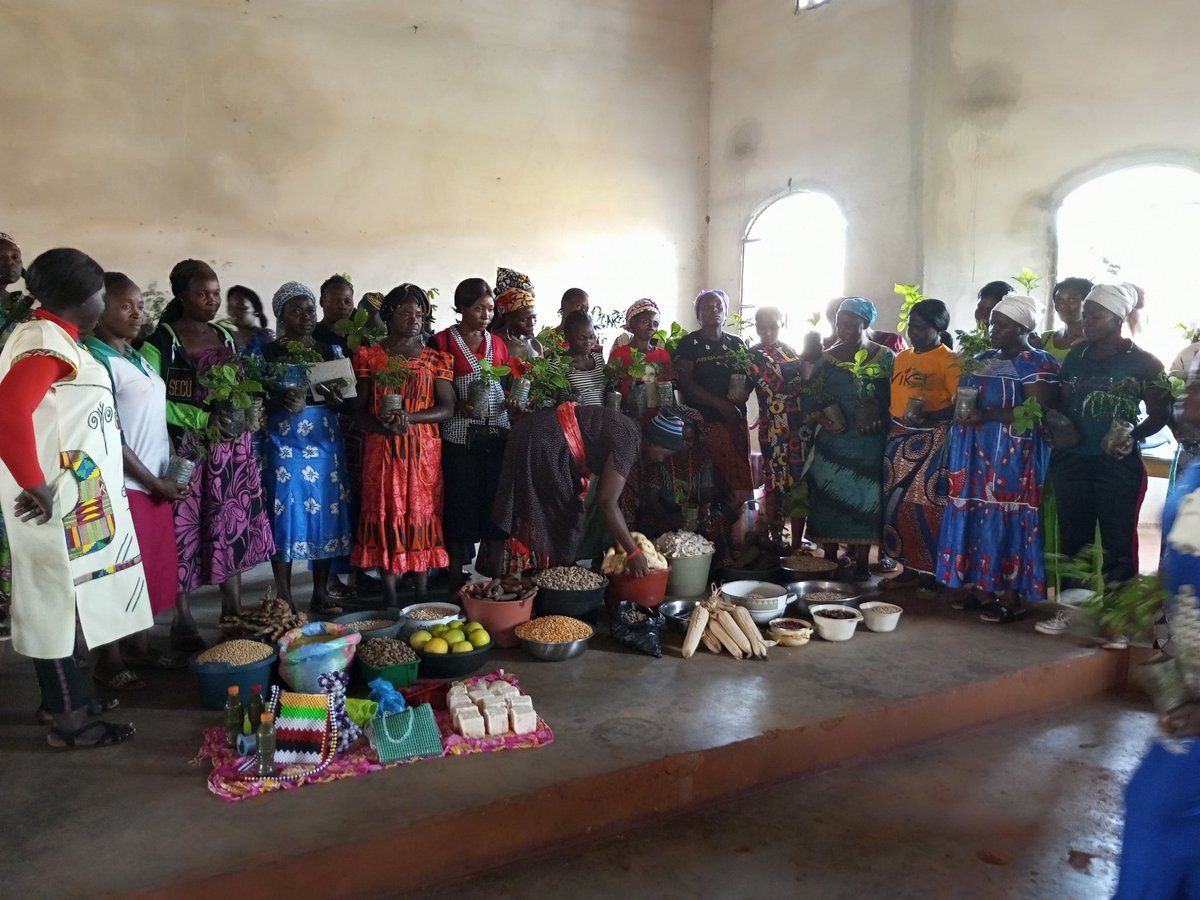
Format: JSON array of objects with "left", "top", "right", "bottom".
[{"left": 193, "top": 671, "right": 554, "bottom": 802}]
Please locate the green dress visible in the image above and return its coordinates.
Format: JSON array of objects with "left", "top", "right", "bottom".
[{"left": 805, "top": 348, "right": 894, "bottom": 544}]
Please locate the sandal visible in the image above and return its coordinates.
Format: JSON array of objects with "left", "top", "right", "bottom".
[
  {"left": 874, "top": 557, "right": 899, "bottom": 573},
  {"left": 94, "top": 669, "right": 147, "bottom": 692},
  {"left": 47, "top": 719, "right": 136, "bottom": 750},
  {"left": 851, "top": 566, "right": 873, "bottom": 582},
  {"left": 952, "top": 588, "right": 993, "bottom": 611},
  {"left": 309, "top": 597, "right": 344, "bottom": 617},
  {"left": 36, "top": 697, "right": 120, "bottom": 725},
  {"left": 981, "top": 602, "right": 1026, "bottom": 624}
]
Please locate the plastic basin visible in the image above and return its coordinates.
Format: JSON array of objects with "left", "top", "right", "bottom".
[
  {"left": 191, "top": 649, "right": 277, "bottom": 710},
  {"left": 534, "top": 580, "right": 607, "bottom": 625},
  {"left": 720, "top": 579, "right": 789, "bottom": 624},
  {"left": 808, "top": 604, "right": 863, "bottom": 641},
  {"left": 604, "top": 566, "right": 672, "bottom": 609},
  {"left": 397, "top": 602, "right": 463, "bottom": 640},
  {"left": 461, "top": 593, "right": 535, "bottom": 648},
  {"left": 358, "top": 657, "right": 420, "bottom": 689},
  {"left": 859, "top": 600, "right": 903, "bottom": 633},
  {"left": 665, "top": 552, "right": 714, "bottom": 597},
  {"left": 333, "top": 609, "right": 404, "bottom": 641}
]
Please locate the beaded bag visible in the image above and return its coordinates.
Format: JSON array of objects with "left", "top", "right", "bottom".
[{"left": 238, "top": 686, "right": 337, "bottom": 782}]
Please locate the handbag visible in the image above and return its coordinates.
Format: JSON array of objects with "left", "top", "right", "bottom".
[{"left": 366, "top": 703, "right": 444, "bottom": 764}]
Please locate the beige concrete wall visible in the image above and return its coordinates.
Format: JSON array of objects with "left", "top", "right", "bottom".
[
  {"left": 0, "top": 0, "right": 711, "bottom": 330},
  {"left": 709, "top": 0, "right": 1200, "bottom": 331}
]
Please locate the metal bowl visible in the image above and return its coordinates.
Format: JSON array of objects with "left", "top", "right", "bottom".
[
  {"left": 778, "top": 556, "right": 839, "bottom": 581},
  {"left": 518, "top": 634, "right": 592, "bottom": 661},
  {"left": 660, "top": 599, "right": 700, "bottom": 634},
  {"left": 785, "top": 580, "right": 862, "bottom": 618}
]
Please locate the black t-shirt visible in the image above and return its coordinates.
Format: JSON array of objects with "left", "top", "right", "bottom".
[
  {"left": 673, "top": 331, "right": 747, "bottom": 422},
  {"left": 313, "top": 321, "right": 349, "bottom": 352}
]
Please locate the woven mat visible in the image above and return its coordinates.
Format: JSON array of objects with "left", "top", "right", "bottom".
[{"left": 193, "top": 671, "right": 554, "bottom": 802}]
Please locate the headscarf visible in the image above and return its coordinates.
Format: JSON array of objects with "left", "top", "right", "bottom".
[
  {"left": 360, "top": 291, "right": 384, "bottom": 312},
  {"left": 1084, "top": 284, "right": 1135, "bottom": 322},
  {"left": 991, "top": 294, "right": 1039, "bottom": 332},
  {"left": 693, "top": 289, "right": 729, "bottom": 317},
  {"left": 624, "top": 298, "right": 660, "bottom": 332},
  {"left": 495, "top": 267, "right": 535, "bottom": 315},
  {"left": 837, "top": 297, "right": 878, "bottom": 327},
  {"left": 0, "top": 232, "right": 19, "bottom": 250},
  {"left": 644, "top": 412, "right": 685, "bottom": 451},
  {"left": 271, "top": 281, "right": 317, "bottom": 319}
]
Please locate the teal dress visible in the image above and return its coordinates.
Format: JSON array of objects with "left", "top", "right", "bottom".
[{"left": 805, "top": 348, "right": 894, "bottom": 544}]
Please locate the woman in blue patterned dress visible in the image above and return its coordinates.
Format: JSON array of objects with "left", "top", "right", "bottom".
[
  {"left": 262, "top": 282, "right": 352, "bottom": 615},
  {"left": 936, "top": 295, "right": 1059, "bottom": 620}
]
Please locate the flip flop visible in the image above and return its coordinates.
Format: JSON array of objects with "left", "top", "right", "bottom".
[
  {"left": 47, "top": 719, "right": 136, "bottom": 750},
  {"left": 981, "top": 603, "right": 1026, "bottom": 624},
  {"left": 94, "top": 670, "right": 147, "bottom": 692},
  {"left": 952, "top": 588, "right": 993, "bottom": 611},
  {"left": 874, "top": 557, "right": 899, "bottom": 573},
  {"left": 36, "top": 697, "right": 120, "bottom": 725},
  {"left": 127, "top": 651, "right": 188, "bottom": 670}
]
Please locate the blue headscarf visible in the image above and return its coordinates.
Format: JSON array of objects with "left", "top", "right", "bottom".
[
  {"left": 838, "top": 297, "right": 877, "bottom": 326},
  {"left": 272, "top": 281, "right": 317, "bottom": 319}
]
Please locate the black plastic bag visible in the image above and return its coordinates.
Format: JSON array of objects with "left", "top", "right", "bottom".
[{"left": 610, "top": 601, "right": 665, "bottom": 658}]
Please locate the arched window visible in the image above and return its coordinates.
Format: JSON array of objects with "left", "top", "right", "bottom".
[
  {"left": 741, "top": 189, "right": 846, "bottom": 346},
  {"left": 1055, "top": 164, "right": 1200, "bottom": 370}
]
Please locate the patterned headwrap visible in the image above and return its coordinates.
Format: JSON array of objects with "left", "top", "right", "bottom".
[
  {"left": 644, "top": 412, "right": 686, "bottom": 451},
  {"left": 360, "top": 291, "right": 384, "bottom": 311},
  {"left": 693, "top": 289, "right": 730, "bottom": 317},
  {"left": 272, "top": 281, "right": 317, "bottom": 319},
  {"left": 495, "top": 267, "right": 535, "bottom": 315},
  {"left": 837, "top": 297, "right": 878, "bottom": 326},
  {"left": 624, "top": 298, "right": 660, "bottom": 332},
  {"left": 0, "top": 232, "right": 18, "bottom": 250},
  {"left": 992, "top": 294, "right": 1040, "bottom": 332}
]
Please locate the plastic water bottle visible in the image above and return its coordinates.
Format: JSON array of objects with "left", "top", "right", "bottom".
[
  {"left": 247, "top": 684, "right": 265, "bottom": 734},
  {"left": 255, "top": 713, "right": 277, "bottom": 776},
  {"left": 223, "top": 686, "right": 243, "bottom": 749}
]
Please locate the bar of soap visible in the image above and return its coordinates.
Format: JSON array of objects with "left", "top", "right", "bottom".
[
  {"left": 467, "top": 688, "right": 488, "bottom": 704},
  {"left": 507, "top": 695, "right": 534, "bottom": 713},
  {"left": 477, "top": 696, "right": 506, "bottom": 713},
  {"left": 447, "top": 693, "right": 474, "bottom": 711},
  {"left": 456, "top": 709, "right": 485, "bottom": 739},
  {"left": 510, "top": 707, "right": 537, "bottom": 735},
  {"left": 490, "top": 681, "right": 519, "bottom": 698},
  {"left": 483, "top": 707, "right": 508, "bottom": 736}
]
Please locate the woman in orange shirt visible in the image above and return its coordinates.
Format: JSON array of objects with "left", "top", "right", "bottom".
[{"left": 882, "top": 299, "right": 959, "bottom": 578}]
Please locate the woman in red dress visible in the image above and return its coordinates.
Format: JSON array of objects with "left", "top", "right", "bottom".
[{"left": 351, "top": 285, "right": 454, "bottom": 607}]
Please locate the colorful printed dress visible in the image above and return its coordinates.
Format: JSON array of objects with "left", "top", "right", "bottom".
[
  {"left": 805, "top": 347, "right": 894, "bottom": 544},
  {"left": 882, "top": 344, "right": 959, "bottom": 573},
  {"left": 141, "top": 326, "right": 274, "bottom": 591},
  {"left": 261, "top": 344, "right": 352, "bottom": 563},
  {"left": 350, "top": 345, "right": 452, "bottom": 574},
  {"left": 748, "top": 340, "right": 802, "bottom": 497},
  {"left": 936, "top": 349, "right": 1059, "bottom": 598}
]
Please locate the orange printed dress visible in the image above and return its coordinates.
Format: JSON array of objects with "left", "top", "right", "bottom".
[{"left": 351, "top": 345, "right": 453, "bottom": 574}]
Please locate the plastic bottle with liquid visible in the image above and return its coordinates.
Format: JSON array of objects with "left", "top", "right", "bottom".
[
  {"left": 223, "top": 686, "right": 243, "bottom": 749},
  {"left": 255, "top": 712, "right": 277, "bottom": 776},
  {"left": 247, "top": 684, "right": 265, "bottom": 735}
]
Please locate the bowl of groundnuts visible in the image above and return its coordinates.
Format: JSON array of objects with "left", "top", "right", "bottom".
[
  {"left": 515, "top": 615, "right": 594, "bottom": 661},
  {"left": 333, "top": 608, "right": 405, "bottom": 641},
  {"left": 784, "top": 580, "right": 862, "bottom": 618}
]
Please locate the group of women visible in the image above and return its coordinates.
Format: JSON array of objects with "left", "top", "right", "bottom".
[{"left": 0, "top": 229, "right": 1192, "bottom": 747}]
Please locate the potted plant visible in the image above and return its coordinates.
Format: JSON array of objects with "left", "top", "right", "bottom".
[
  {"left": 372, "top": 355, "right": 413, "bottom": 415},
  {"left": 467, "top": 358, "right": 511, "bottom": 414},
  {"left": 893, "top": 283, "right": 925, "bottom": 334},
  {"left": 335, "top": 308, "right": 387, "bottom": 352},
  {"left": 902, "top": 369, "right": 929, "bottom": 419},
  {"left": 198, "top": 362, "right": 264, "bottom": 437},
  {"left": 512, "top": 352, "right": 571, "bottom": 411},
  {"left": 1081, "top": 377, "right": 1144, "bottom": 454},
  {"left": 951, "top": 326, "right": 993, "bottom": 419},
  {"left": 1010, "top": 396, "right": 1045, "bottom": 436},
  {"left": 1012, "top": 267, "right": 1041, "bottom": 295},
  {"left": 652, "top": 322, "right": 689, "bottom": 354},
  {"left": 796, "top": 366, "right": 844, "bottom": 432},
  {"left": 725, "top": 342, "right": 755, "bottom": 403},
  {"left": 837, "top": 348, "right": 887, "bottom": 430}
]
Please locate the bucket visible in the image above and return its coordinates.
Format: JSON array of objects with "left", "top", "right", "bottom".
[
  {"left": 192, "top": 649, "right": 277, "bottom": 711},
  {"left": 604, "top": 566, "right": 672, "bottom": 609},
  {"left": 665, "top": 552, "right": 714, "bottom": 597},
  {"left": 461, "top": 593, "right": 535, "bottom": 648},
  {"left": 535, "top": 581, "right": 608, "bottom": 624}
]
